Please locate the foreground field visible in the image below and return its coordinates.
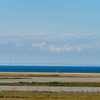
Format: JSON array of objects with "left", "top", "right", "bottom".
[
  {"left": 1, "top": 96, "right": 100, "bottom": 100},
  {"left": 0, "top": 91, "right": 100, "bottom": 100},
  {"left": 0, "top": 72, "right": 100, "bottom": 76}
]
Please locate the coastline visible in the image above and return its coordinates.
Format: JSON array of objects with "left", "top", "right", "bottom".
[{"left": 0, "top": 72, "right": 100, "bottom": 76}]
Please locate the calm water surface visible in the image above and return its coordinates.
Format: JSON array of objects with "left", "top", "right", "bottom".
[{"left": 0, "top": 66, "right": 100, "bottom": 73}]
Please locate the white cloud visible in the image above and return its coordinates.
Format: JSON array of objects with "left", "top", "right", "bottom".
[
  {"left": 1, "top": 34, "right": 100, "bottom": 54},
  {"left": 48, "top": 45, "right": 55, "bottom": 52},
  {"left": 63, "top": 44, "right": 69, "bottom": 48},
  {"left": 20, "top": 33, "right": 91, "bottom": 41},
  {"left": 83, "top": 45, "right": 87, "bottom": 48},
  {"left": 16, "top": 43, "right": 23, "bottom": 47},
  {"left": 32, "top": 41, "right": 45, "bottom": 50},
  {"left": 47, "top": 44, "right": 74, "bottom": 52},
  {"left": 62, "top": 44, "right": 73, "bottom": 51},
  {"left": 66, "top": 47, "right": 73, "bottom": 51},
  {"left": 1, "top": 34, "right": 98, "bottom": 52},
  {"left": 32, "top": 44, "right": 38, "bottom": 47},
  {"left": 56, "top": 47, "right": 60, "bottom": 52},
  {"left": 55, "top": 33, "right": 73, "bottom": 38},
  {"left": 39, "top": 42, "right": 45, "bottom": 50},
  {"left": 76, "top": 47, "right": 82, "bottom": 51}
]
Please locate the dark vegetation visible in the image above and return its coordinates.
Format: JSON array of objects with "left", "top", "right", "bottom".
[{"left": 1, "top": 82, "right": 100, "bottom": 87}]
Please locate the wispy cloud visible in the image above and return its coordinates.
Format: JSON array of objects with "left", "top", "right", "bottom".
[
  {"left": 0, "top": 33, "right": 100, "bottom": 53},
  {"left": 32, "top": 41, "right": 45, "bottom": 50},
  {"left": 46, "top": 43, "right": 97, "bottom": 52},
  {"left": 16, "top": 43, "right": 23, "bottom": 47}
]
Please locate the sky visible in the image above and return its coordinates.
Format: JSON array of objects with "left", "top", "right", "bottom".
[{"left": 0, "top": 0, "right": 100, "bottom": 65}]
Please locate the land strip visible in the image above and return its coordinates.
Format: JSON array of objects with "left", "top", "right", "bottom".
[
  {"left": 0, "top": 72, "right": 100, "bottom": 77},
  {"left": 0, "top": 82, "right": 100, "bottom": 87}
]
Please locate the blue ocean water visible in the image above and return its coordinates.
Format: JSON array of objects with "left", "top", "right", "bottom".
[{"left": 0, "top": 66, "right": 100, "bottom": 73}]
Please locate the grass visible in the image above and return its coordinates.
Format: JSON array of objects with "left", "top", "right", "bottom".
[
  {"left": 0, "top": 72, "right": 100, "bottom": 76},
  {"left": 0, "top": 91, "right": 100, "bottom": 100},
  {"left": 1, "top": 82, "right": 100, "bottom": 87}
]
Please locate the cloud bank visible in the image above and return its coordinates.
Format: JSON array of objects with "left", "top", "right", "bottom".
[{"left": 0, "top": 33, "right": 100, "bottom": 53}]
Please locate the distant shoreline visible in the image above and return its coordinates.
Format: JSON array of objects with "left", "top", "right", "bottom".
[
  {"left": 0, "top": 65, "right": 100, "bottom": 67},
  {"left": 0, "top": 72, "right": 100, "bottom": 76}
]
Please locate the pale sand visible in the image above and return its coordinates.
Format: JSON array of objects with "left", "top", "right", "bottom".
[{"left": 0, "top": 72, "right": 100, "bottom": 76}]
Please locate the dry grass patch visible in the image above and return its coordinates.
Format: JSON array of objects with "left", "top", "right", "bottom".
[
  {"left": 0, "top": 91, "right": 100, "bottom": 100},
  {"left": 0, "top": 72, "right": 100, "bottom": 77}
]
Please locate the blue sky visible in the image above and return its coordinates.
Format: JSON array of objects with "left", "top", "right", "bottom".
[{"left": 0, "top": 0, "right": 100, "bottom": 65}]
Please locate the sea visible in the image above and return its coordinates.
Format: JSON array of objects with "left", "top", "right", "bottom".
[{"left": 0, "top": 65, "right": 100, "bottom": 73}]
